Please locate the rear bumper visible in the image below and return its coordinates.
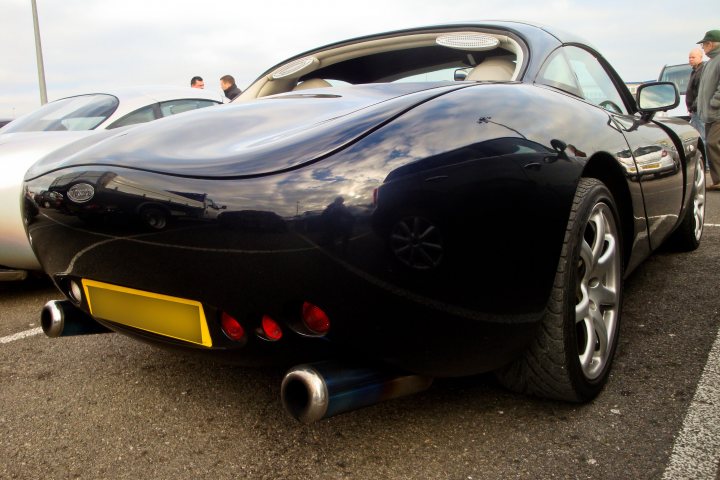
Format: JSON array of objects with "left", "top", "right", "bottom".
[{"left": 23, "top": 164, "right": 560, "bottom": 376}]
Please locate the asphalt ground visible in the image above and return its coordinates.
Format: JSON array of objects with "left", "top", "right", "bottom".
[{"left": 1, "top": 186, "right": 719, "bottom": 480}]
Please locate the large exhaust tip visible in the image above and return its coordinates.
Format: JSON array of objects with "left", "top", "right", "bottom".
[
  {"left": 281, "top": 366, "right": 330, "bottom": 424},
  {"left": 281, "top": 361, "right": 433, "bottom": 423}
]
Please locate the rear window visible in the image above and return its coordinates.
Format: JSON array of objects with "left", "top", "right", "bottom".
[{"left": 658, "top": 64, "right": 692, "bottom": 95}]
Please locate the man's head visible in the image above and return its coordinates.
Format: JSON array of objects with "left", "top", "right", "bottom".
[
  {"left": 220, "top": 75, "right": 236, "bottom": 91},
  {"left": 697, "top": 30, "right": 720, "bottom": 55},
  {"left": 190, "top": 76, "right": 204, "bottom": 89},
  {"left": 689, "top": 48, "right": 704, "bottom": 67}
]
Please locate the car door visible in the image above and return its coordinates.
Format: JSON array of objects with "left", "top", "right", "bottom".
[{"left": 555, "top": 46, "right": 684, "bottom": 250}]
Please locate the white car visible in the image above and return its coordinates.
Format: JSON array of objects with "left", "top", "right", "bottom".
[{"left": 0, "top": 86, "right": 222, "bottom": 280}]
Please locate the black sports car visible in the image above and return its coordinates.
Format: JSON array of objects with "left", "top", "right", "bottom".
[{"left": 24, "top": 22, "right": 705, "bottom": 423}]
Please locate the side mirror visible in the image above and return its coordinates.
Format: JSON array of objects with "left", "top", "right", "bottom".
[{"left": 636, "top": 82, "right": 679, "bottom": 116}]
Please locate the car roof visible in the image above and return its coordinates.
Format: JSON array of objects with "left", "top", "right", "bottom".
[
  {"left": 57, "top": 85, "right": 223, "bottom": 109},
  {"left": 246, "top": 20, "right": 594, "bottom": 90}
]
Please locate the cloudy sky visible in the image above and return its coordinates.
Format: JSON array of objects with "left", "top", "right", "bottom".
[{"left": 1, "top": 0, "right": 715, "bottom": 119}]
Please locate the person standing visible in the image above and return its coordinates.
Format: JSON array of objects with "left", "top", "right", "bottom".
[
  {"left": 220, "top": 75, "right": 242, "bottom": 101},
  {"left": 190, "top": 76, "right": 205, "bottom": 89},
  {"left": 697, "top": 30, "right": 720, "bottom": 190},
  {"left": 686, "top": 48, "right": 706, "bottom": 141}
]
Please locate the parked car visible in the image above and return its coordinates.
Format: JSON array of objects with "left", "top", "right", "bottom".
[
  {"left": 0, "top": 86, "right": 222, "bottom": 280},
  {"left": 25, "top": 22, "right": 704, "bottom": 423},
  {"left": 657, "top": 63, "right": 692, "bottom": 119}
]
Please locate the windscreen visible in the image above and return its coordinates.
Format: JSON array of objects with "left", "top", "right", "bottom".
[{"left": 3, "top": 94, "right": 119, "bottom": 133}]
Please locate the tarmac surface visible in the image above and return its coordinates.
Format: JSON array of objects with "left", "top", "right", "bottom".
[{"left": 1, "top": 185, "right": 719, "bottom": 479}]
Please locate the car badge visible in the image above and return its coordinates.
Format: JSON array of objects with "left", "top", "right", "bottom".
[{"left": 67, "top": 183, "right": 95, "bottom": 203}]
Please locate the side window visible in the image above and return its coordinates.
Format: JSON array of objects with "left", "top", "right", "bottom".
[
  {"left": 106, "top": 104, "right": 159, "bottom": 129},
  {"left": 565, "top": 46, "right": 627, "bottom": 114},
  {"left": 536, "top": 49, "right": 582, "bottom": 97},
  {"left": 538, "top": 46, "right": 627, "bottom": 114},
  {"left": 159, "top": 99, "right": 218, "bottom": 117}
]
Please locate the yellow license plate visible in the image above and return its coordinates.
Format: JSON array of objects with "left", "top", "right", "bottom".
[{"left": 82, "top": 279, "right": 212, "bottom": 347}]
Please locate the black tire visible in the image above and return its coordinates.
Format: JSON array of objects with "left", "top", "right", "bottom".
[
  {"left": 496, "top": 178, "right": 623, "bottom": 402},
  {"left": 667, "top": 150, "right": 705, "bottom": 252}
]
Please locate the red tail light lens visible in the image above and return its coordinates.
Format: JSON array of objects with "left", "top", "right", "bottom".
[
  {"left": 261, "top": 315, "right": 283, "bottom": 341},
  {"left": 220, "top": 312, "right": 245, "bottom": 341},
  {"left": 302, "top": 302, "right": 330, "bottom": 334}
]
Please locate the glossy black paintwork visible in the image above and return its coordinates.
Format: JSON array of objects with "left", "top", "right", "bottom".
[
  {"left": 26, "top": 84, "right": 468, "bottom": 180},
  {"left": 23, "top": 23, "right": 702, "bottom": 377}
]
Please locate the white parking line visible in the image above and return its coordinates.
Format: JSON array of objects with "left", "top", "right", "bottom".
[
  {"left": 662, "top": 325, "right": 720, "bottom": 479},
  {"left": 0, "top": 327, "right": 43, "bottom": 344}
]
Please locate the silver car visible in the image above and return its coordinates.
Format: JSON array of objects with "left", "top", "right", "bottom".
[{"left": 0, "top": 86, "right": 222, "bottom": 280}]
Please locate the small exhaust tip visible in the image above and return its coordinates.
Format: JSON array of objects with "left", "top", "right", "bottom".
[
  {"left": 41, "top": 301, "right": 64, "bottom": 338},
  {"left": 40, "top": 299, "right": 111, "bottom": 337}
]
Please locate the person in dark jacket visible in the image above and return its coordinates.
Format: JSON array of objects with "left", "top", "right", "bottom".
[
  {"left": 220, "top": 75, "right": 242, "bottom": 101},
  {"left": 697, "top": 29, "right": 720, "bottom": 190},
  {"left": 687, "top": 48, "right": 706, "bottom": 142}
]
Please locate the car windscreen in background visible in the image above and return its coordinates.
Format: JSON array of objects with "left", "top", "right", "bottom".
[{"left": 2, "top": 94, "right": 120, "bottom": 133}]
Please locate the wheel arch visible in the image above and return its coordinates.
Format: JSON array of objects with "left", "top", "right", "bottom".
[{"left": 581, "top": 152, "right": 635, "bottom": 271}]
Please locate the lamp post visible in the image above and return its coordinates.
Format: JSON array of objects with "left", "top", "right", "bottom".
[{"left": 31, "top": 0, "right": 48, "bottom": 105}]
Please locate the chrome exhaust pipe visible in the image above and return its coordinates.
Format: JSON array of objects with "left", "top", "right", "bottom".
[
  {"left": 41, "top": 300, "right": 112, "bottom": 337},
  {"left": 281, "top": 361, "right": 433, "bottom": 423}
]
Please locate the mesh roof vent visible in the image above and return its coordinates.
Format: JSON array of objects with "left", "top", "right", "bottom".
[
  {"left": 272, "top": 56, "right": 317, "bottom": 79},
  {"left": 436, "top": 32, "right": 500, "bottom": 51}
]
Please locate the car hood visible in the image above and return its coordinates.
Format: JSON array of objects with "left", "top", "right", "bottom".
[{"left": 26, "top": 83, "right": 469, "bottom": 180}]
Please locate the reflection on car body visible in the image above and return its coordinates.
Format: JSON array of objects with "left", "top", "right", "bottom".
[
  {"left": 617, "top": 145, "right": 680, "bottom": 179},
  {"left": 41, "top": 171, "right": 225, "bottom": 230}
]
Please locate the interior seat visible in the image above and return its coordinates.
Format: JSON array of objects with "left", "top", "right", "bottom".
[
  {"left": 467, "top": 57, "right": 515, "bottom": 81},
  {"left": 293, "top": 78, "right": 332, "bottom": 91}
]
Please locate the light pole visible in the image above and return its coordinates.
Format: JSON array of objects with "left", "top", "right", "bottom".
[{"left": 31, "top": 0, "right": 48, "bottom": 104}]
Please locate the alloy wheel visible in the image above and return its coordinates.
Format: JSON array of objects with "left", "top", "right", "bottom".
[{"left": 575, "top": 202, "right": 621, "bottom": 380}]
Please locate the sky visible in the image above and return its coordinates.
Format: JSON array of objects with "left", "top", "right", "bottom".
[{"left": 1, "top": 0, "right": 715, "bottom": 119}]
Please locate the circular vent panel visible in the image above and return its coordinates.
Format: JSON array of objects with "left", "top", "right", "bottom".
[
  {"left": 271, "top": 56, "right": 317, "bottom": 79},
  {"left": 436, "top": 32, "right": 500, "bottom": 51}
]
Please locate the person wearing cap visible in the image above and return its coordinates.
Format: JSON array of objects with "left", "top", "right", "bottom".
[{"left": 696, "top": 29, "right": 720, "bottom": 190}]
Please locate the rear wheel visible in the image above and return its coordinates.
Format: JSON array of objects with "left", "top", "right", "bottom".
[{"left": 496, "top": 178, "right": 623, "bottom": 401}]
